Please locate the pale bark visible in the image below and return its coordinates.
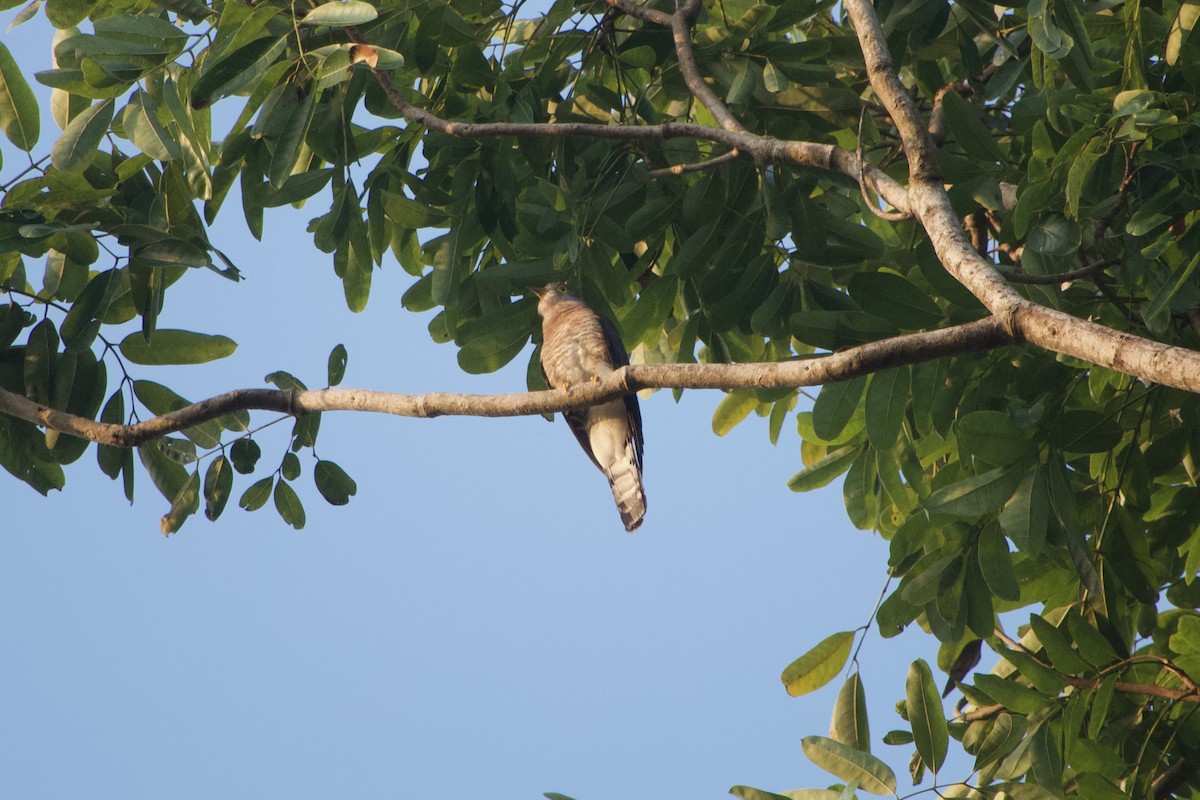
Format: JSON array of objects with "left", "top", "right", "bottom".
[{"left": 0, "top": 318, "right": 1011, "bottom": 448}]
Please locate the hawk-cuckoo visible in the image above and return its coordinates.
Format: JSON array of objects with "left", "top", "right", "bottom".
[{"left": 533, "top": 283, "right": 646, "bottom": 532}]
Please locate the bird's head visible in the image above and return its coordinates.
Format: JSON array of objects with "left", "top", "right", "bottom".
[{"left": 530, "top": 282, "right": 578, "bottom": 316}]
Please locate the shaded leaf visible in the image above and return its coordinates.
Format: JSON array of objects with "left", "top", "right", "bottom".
[
  {"left": 203, "top": 455, "right": 233, "bottom": 521},
  {"left": 273, "top": 479, "right": 306, "bottom": 529},
  {"left": 50, "top": 98, "right": 114, "bottom": 172}
]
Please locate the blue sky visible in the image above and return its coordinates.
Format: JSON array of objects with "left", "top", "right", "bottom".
[{"left": 0, "top": 8, "right": 959, "bottom": 799}]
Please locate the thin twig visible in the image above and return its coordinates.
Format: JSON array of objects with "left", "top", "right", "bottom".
[{"left": 646, "top": 148, "right": 740, "bottom": 177}]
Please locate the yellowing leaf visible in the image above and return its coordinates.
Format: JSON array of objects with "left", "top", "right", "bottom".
[{"left": 781, "top": 631, "right": 855, "bottom": 697}]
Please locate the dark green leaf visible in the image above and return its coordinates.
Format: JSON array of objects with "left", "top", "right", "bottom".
[
  {"left": 239, "top": 475, "right": 273, "bottom": 511},
  {"left": 1028, "top": 614, "right": 1092, "bottom": 675},
  {"left": 956, "top": 410, "right": 1027, "bottom": 466},
  {"left": 812, "top": 377, "right": 867, "bottom": 441},
  {"left": 977, "top": 526, "right": 1020, "bottom": 601},
  {"left": 925, "top": 466, "right": 1022, "bottom": 517},
  {"left": 281, "top": 451, "right": 301, "bottom": 481},
  {"left": 203, "top": 455, "right": 233, "bottom": 521},
  {"left": 229, "top": 438, "right": 261, "bottom": 474},
  {"left": 864, "top": 367, "right": 908, "bottom": 451},
  {"left": 273, "top": 479, "right": 306, "bottom": 529},
  {"left": 999, "top": 469, "right": 1049, "bottom": 556},
  {"left": 50, "top": 98, "right": 114, "bottom": 172},
  {"left": 314, "top": 460, "right": 356, "bottom": 506},
  {"left": 60, "top": 269, "right": 121, "bottom": 353},
  {"left": 327, "top": 343, "right": 347, "bottom": 386}
]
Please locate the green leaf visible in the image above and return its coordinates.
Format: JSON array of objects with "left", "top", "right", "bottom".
[
  {"left": 864, "top": 368, "right": 908, "bottom": 451},
  {"left": 132, "top": 380, "right": 221, "bottom": 449},
  {"left": 24, "top": 318, "right": 58, "bottom": 404},
  {"left": 230, "top": 438, "right": 261, "bottom": 474},
  {"left": 50, "top": 98, "right": 114, "bottom": 172},
  {"left": 121, "top": 90, "right": 180, "bottom": 161},
  {"left": 301, "top": 0, "right": 378, "bottom": 26},
  {"left": 995, "top": 644, "right": 1066, "bottom": 695},
  {"left": 120, "top": 329, "right": 237, "bottom": 365},
  {"left": 999, "top": 469, "right": 1049, "bottom": 556},
  {"left": 906, "top": 659, "right": 948, "bottom": 774},
  {"left": 1065, "top": 611, "right": 1121, "bottom": 668},
  {"left": 160, "top": 470, "right": 200, "bottom": 534},
  {"left": 830, "top": 673, "right": 870, "bottom": 753},
  {"left": 712, "top": 390, "right": 759, "bottom": 436},
  {"left": 190, "top": 36, "right": 285, "bottom": 109},
  {"left": 787, "top": 444, "right": 860, "bottom": 492},
  {"left": 0, "top": 41, "right": 39, "bottom": 150},
  {"left": 265, "top": 370, "right": 307, "bottom": 390},
  {"left": 1050, "top": 410, "right": 1123, "bottom": 454},
  {"left": 781, "top": 631, "right": 855, "bottom": 697},
  {"left": 203, "top": 455, "right": 234, "bottom": 521},
  {"left": 956, "top": 410, "right": 1027, "bottom": 466},
  {"left": 281, "top": 451, "right": 301, "bottom": 481},
  {"left": 925, "top": 466, "right": 1022, "bottom": 517},
  {"left": 138, "top": 439, "right": 189, "bottom": 501},
  {"left": 1028, "top": 614, "right": 1092, "bottom": 675},
  {"left": 728, "top": 786, "right": 793, "bottom": 800},
  {"left": 268, "top": 87, "right": 317, "bottom": 189},
  {"left": 976, "top": 526, "right": 1020, "bottom": 601},
  {"left": 971, "top": 674, "right": 1052, "bottom": 714},
  {"left": 60, "top": 269, "right": 122, "bottom": 353},
  {"left": 941, "top": 90, "right": 1005, "bottom": 163},
  {"left": 812, "top": 377, "right": 867, "bottom": 441},
  {"left": 314, "top": 460, "right": 356, "bottom": 506},
  {"left": 972, "top": 712, "right": 1026, "bottom": 770},
  {"left": 849, "top": 272, "right": 943, "bottom": 329},
  {"left": 238, "top": 475, "right": 273, "bottom": 511},
  {"left": 327, "top": 343, "right": 347, "bottom": 386},
  {"left": 800, "top": 736, "right": 897, "bottom": 796},
  {"left": 273, "top": 479, "right": 306, "bottom": 529}
]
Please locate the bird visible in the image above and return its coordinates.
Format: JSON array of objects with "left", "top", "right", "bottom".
[{"left": 532, "top": 282, "right": 646, "bottom": 532}]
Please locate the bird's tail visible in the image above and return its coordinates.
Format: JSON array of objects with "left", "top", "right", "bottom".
[{"left": 606, "top": 458, "right": 646, "bottom": 532}]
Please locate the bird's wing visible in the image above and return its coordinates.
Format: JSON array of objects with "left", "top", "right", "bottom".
[
  {"left": 598, "top": 314, "right": 643, "bottom": 471},
  {"left": 541, "top": 346, "right": 605, "bottom": 471}
]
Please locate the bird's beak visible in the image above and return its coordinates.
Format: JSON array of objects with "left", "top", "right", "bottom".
[{"left": 529, "top": 285, "right": 549, "bottom": 298}]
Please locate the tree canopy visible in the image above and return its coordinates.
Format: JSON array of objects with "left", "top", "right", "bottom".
[{"left": 5, "top": 0, "right": 1200, "bottom": 796}]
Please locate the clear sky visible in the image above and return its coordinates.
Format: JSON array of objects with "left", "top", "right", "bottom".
[{"left": 1, "top": 9, "right": 958, "bottom": 799}]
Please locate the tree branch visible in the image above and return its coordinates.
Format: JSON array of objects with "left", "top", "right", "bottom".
[
  {"left": 344, "top": 30, "right": 912, "bottom": 215},
  {"left": 0, "top": 318, "right": 1012, "bottom": 448},
  {"left": 839, "top": 0, "right": 1200, "bottom": 395}
]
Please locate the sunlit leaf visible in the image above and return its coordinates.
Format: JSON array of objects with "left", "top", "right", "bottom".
[
  {"left": 120, "top": 329, "right": 237, "bottom": 365},
  {"left": 781, "top": 631, "right": 855, "bottom": 697},
  {"left": 800, "top": 736, "right": 896, "bottom": 796}
]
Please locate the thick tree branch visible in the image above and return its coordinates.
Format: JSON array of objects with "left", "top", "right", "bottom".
[
  {"left": 0, "top": 318, "right": 1011, "bottom": 448},
  {"left": 840, "top": 0, "right": 1200, "bottom": 395}
]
